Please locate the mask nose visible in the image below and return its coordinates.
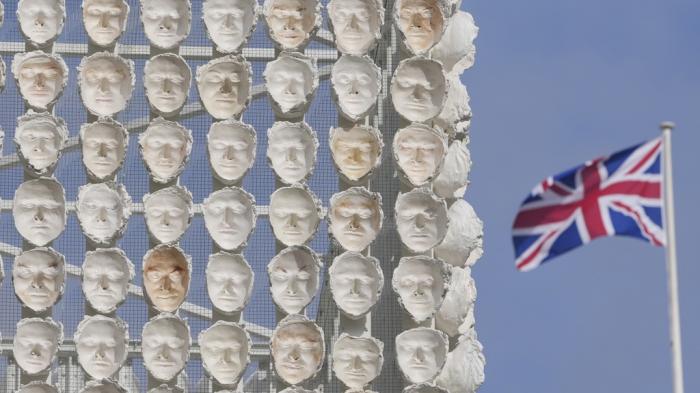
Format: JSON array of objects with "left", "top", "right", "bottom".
[
  {"left": 98, "top": 78, "right": 110, "bottom": 93},
  {"left": 33, "top": 206, "right": 46, "bottom": 222},
  {"left": 157, "top": 346, "right": 170, "bottom": 360},
  {"left": 411, "top": 85, "right": 427, "bottom": 100},
  {"left": 34, "top": 73, "right": 47, "bottom": 88},
  {"left": 349, "top": 214, "right": 361, "bottom": 230},
  {"left": 97, "top": 143, "right": 108, "bottom": 158},
  {"left": 99, "top": 275, "right": 110, "bottom": 290},
  {"left": 412, "top": 347, "right": 425, "bottom": 362},
  {"left": 350, "top": 278, "right": 360, "bottom": 295},
  {"left": 220, "top": 78, "right": 233, "bottom": 94},
  {"left": 410, "top": 13, "right": 423, "bottom": 28},
  {"left": 160, "top": 16, "right": 174, "bottom": 31},
  {"left": 285, "top": 277, "right": 298, "bottom": 295},
  {"left": 31, "top": 275, "right": 44, "bottom": 289},
  {"left": 97, "top": 206, "right": 109, "bottom": 222},
  {"left": 286, "top": 214, "right": 298, "bottom": 228},
  {"left": 161, "top": 144, "right": 172, "bottom": 159},
  {"left": 30, "top": 345, "right": 42, "bottom": 358},
  {"left": 225, "top": 145, "right": 236, "bottom": 160},
  {"left": 95, "top": 344, "right": 107, "bottom": 359},
  {"left": 222, "top": 207, "right": 235, "bottom": 227},
  {"left": 34, "top": 14, "right": 46, "bottom": 28},
  {"left": 224, "top": 13, "right": 234, "bottom": 28},
  {"left": 160, "top": 275, "right": 173, "bottom": 291},
  {"left": 414, "top": 214, "right": 426, "bottom": 229},
  {"left": 99, "top": 12, "right": 110, "bottom": 28},
  {"left": 285, "top": 148, "right": 297, "bottom": 162},
  {"left": 162, "top": 78, "right": 172, "bottom": 94}
]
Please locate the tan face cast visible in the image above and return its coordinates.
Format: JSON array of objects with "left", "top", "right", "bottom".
[
  {"left": 268, "top": 247, "right": 320, "bottom": 315},
  {"left": 143, "top": 246, "right": 190, "bottom": 312},
  {"left": 13, "top": 248, "right": 65, "bottom": 312},
  {"left": 13, "top": 178, "right": 66, "bottom": 246},
  {"left": 271, "top": 316, "right": 324, "bottom": 385},
  {"left": 330, "top": 126, "right": 382, "bottom": 182},
  {"left": 329, "top": 188, "right": 383, "bottom": 252}
]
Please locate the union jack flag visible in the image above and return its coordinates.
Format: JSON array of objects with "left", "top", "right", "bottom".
[{"left": 513, "top": 138, "right": 666, "bottom": 272}]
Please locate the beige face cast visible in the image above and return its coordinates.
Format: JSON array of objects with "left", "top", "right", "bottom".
[
  {"left": 207, "top": 120, "right": 256, "bottom": 183},
  {"left": 271, "top": 315, "right": 325, "bottom": 385},
  {"left": 17, "top": 0, "right": 65, "bottom": 46},
  {"left": 76, "top": 182, "right": 131, "bottom": 244},
  {"left": 329, "top": 187, "right": 383, "bottom": 252},
  {"left": 13, "top": 51, "right": 68, "bottom": 110},
  {"left": 396, "top": 328, "right": 448, "bottom": 384},
  {"left": 139, "top": 118, "right": 193, "bottom": 183},
  {"left": 80, "top": 118, "right": 128, "bottom": 181},
  {"left": 330, "top": 125, "right": 383, "bottom": 183},
  {"left": 203, "top": 187, "right": 256, "bottom": 251},
  {"left": 395, "top": 0, "right": 447, "bottom": 54},
  {"left": 14, "top": 111, "right": 68, "bottom": 176},
  {"left": 435, "top": 199, "right": 483, "bottom": 268},
  {"left": 269, "top": 186, "right": 321, "bottom": 246},
  {"left": 393, "top": 123, "right": 447, "bottom": 187},
  {"left": 142, "top": 314, "right": 191, "bottom": 381},
  {"left": 143, "top": 245, "right": 191, "bottom": 313},
  {"left": 206, "top": 252, "right": 254, "bottom": 313},
  {"left": 331, "top": 55, "right": 381, "bottom": 121},
  {"left": 330, "top": 251, "right": 383, "bottom": 319},
  {"left": 332, "top": 334, "right": 384, "bottom": 389},
  {"left": 197, "top": 55, "right": 251, "bottom": 120},
  {"left": 264, "top": 53, "right": 318, "bottom": 116},
  {"left": 144, "top": 186, "right": 193, "bottom": 244},
  {"left": 144, "top": 53, "right": 191, "bottom": 116},
  {"left": 203, "top": 0, "right": 258, "bottom": 53},
  {"left": 82, "top": 0, "right": 129, "bottom": 47},
  {"left": 78, "top": 52, "right": 135, "bottom": 117},
  {"left": 82, "top": 248, "right": 134, "bottom": 313},
  {"left": 13, "top": 248, "right": 65, "bottom": 312},
  {"left": 390, "top": 57, "right": 447, "bottom": 123},
  {"left": 75, "top": 315, "right": 128, "bottom": 379},
  {"left": 266, "top": 121, "right": 318, "bottom": 184},
  {"left": 140, "top": 0, "right": 191, "bottom": 49},
  {"left": 328, "top": 0, "right": 383, "bottom": 55},
  {"left": 263, "top": 0, "right": 320, "bottom": 50},
  {"left": 199, "top": 321, "right": 251, "bottom": 385},
  {"left": 392, "top": 256, "right": 450, "bottom": 323},
  {"left": 268, "top": 246, "right": 320, "bottom": 315},
  {"left": 395, "top": 189, "right": 448, "bottom": 253},
  {"left": 13, "top": 178, "right": 66, "bottom": 246},
  {"left": 14, "top": 318, "right": 63, "bottom": 375}
]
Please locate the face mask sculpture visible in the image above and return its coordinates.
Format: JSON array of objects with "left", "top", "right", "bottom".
[
  {"left": 396, "top": 327, "right": 448, "bottom": 384},
  {"left": 271, "top": 315, "right": 325, "bottom": 385},
  {"left": 328, "top": 0, "right": 383, "bottom": 55},
  {"left": 16, "top": 382, "right": 59, "bottom": 393},
  {"left": 142, "top": 313, "right": 191, "bottom": 381},
  {"left": 140, "top": 0, "right": 191, "bottom": 49},
  {"left": 203, "top": 0, "right": 258, "bottom": 53},
  {"left": 430, "top": 11, "right": 479, "bottom": 76},
  {"left": 331, "top": 55, "right": 381, "bottom": 121},
  {"left": 144, "top": 185, "right": 193, "bottom": 244},
  {"left": 203, "top": 187, "right": 256, "bottom": 251},
  {"left": 269, "top": 186, "right": 322, "bottom": 246},
  {"left": 13, "top": 178, "right": 66, "bottom": 246},
  {"left": 268, "top": 246, "right": 321, "bottom": 315},
  {"left": 435, "top": 199, "right": 483, "bottom": 268},
  {"left": 144, "top": 53, "right": 191, "bottom": 117},
  {"left": 435, "top": 266, "right": 476, "bottom": 337},
  {"left": 207, "top": 120, "right": 256, "bottom": 184},
  {"left": 392, "top": 256, "right": 450, "bottom": 323},
  {"left": 139, "top": 118, "right": 193, "bottom": 183},
  {"left": 13, "top": 248, "right": 65, "bottom": 312},
  {"left": 434, "top": 75, "right": 471, "bottom": 135},
  {"left": 332, "top": 334, "right": 384, "bottom": 389},
  {"left": 78, "top": 52, "right": 135, "bottom": 117},
  {"left": 403, "top": 383, "right": 449, "bottom": 393},
  {"left": 77, "top": 182, "right": 131, "bottom": 244},
  {"left": 329, "top": 187, "right": 383, "bottom": 252},
  {"left": 80, "top": 118, "right": 128, "bottom": 181},
  {"left": 13, "top": 51, "right": 68, "bottom": 110},
  {"left": 267, "top": 121, "right": 318, "bottom": 185},
  {"left": 330, "top": 252, "right": 383, "bottom": 319},
  {"left": 264, "top": 52, "right": 318, "bottom": 118},
  {"left": 75, "top": 315, "right": 128, "bottom": 379},
  {"left": 206, "top": 252, "right": 254, "bottom": 313},
  {"left": 391, "top": 57, "right": 447, "bottom": 123},
  {"left": 394, "top": 0, "right": 448, "bottom": 55},
  {"left": 79, "top": 380, "right": 128, "bottom": 393},
  {"left": 82, "top": 0, "right": 129, "bottom": 47},
  {"left": 82, "top": 248, "right": 134, "bottom": 313},
  {"left": 143, "top": 245, "right": 191, "bottom": 313},
  {"left": 263, "top": 0, "right": 321, "bottom": 50},
  {"left": 17, "top": 0, "right": 66, "bottom": 46},
  {"left": 395, "top": 189, "right": 448, "bottom": 253},
  {"left": 433, "top": 139, "right": 471, "bottom": 199},
  {"left": 393, "top": 123, "right": 447, "bottom": 187},
  {"left": 197, "top": 55, "right": 251, "bottom": 120},
  {"left": 15, "top": 111, "right": 68, "bottom": 176},
  {"left": 199, "top": 321, "right": 251, "bottom": 386},
  {"left": 434, "top": 333, "right": 486, "bottom": 393},
  {"left": 329, "top": 125, "right": 383, "bottom": 183},
  {"left": 14, "top": 318, "right": 63, "bottom": 375}
]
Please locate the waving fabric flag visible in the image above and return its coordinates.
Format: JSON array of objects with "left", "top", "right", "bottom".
[{"left": 512, "top": 138, "right": 665, "bottom": 272}]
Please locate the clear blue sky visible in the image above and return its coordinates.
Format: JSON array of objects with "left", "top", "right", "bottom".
[{"left": 463, "top": 0, "right": 700, "bottom": 392}]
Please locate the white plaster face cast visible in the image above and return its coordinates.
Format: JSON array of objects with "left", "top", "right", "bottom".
[
  {"left": 392, "top": 256, "right": 450, "bottom": 323},
  {"left": 199, "top": 321, "right": 251, "bottom": 385},
  {"left": 433, "top": 138, "right": 471, "bottom": 199},
  {"left": 203, "top": 0, "right": 258, "bottom": 53},
  {"left": 435, "top": 199, "right": 483, "bottom": 268},
  {"left": 393, "top": 124, "right": 447, "bottom": 187},
  {"left": 264, "top": 53, "right": 318, "bottom": 117},
  {"left": 330, "top": 188, "right": 383, "bottom": 252},
  {"left": 268, "top": 246, "right": 321, "bottom": 315},
  {"left": 142, "top": 314, "right": 191, "bottom": 382},
  {"left": 434, "top": 76, "right": 471, "bottom": 135},
  {"left": 143, "top": 245, "right": 191, "bottom": 313},
  {"left": 13, "top": 51, "right": 68, "bottom": 110},
  {"left": 13, "top": 248, "right": 65, "bottom": 312},
  {"left": 391, "top": 57, "right": 447, "bottom": 123},
  {"left": 140, "top": 0, "right": 191, "bottom": 49},
  {"left": 78, "top": 52, "right": 135, "bottom": 117},
  {"left": 197, "top": 55, "right": 251, "bottom": 120},
  {"left": 79, "top": 380, "right": 128, "bottom": 393},
  {"left": 207, "top": 120, "right": 256, "bottom": 184},
  {"left": 269, "top": 186, "right": 322, "bottom": 246},
  {"left": 435, "top": 334, "right": 485, "bottom": 393},
  {"left": 333, "top": 334, "right": 384, "bottom": 389},
  {"left": 144, "top": 53, "right": 191, "bottom": 116},
  {"left": 394, "top": 0, "right": 448, "bottom": 54},
  {"left": 144, "top": 186, "right": 193, "bottom": 244},
  {"left": 82, "top": 0, "right": 129, "bottom": 47},
  {"left": 80, "top": 118, "right": 129, "bottom": 181},
  {"left": 14, "top": 111, "right": 68, "bottom": 176},
  {"left": 14, "top": 318, "right": 63, "bottom": 375},
  {"left": 332, "top": 55, "right": 381, "bottom": 121},
  {"left": 203, "top": 187, "right": 256, "bottom": 251},
  {"left": 430, "top": 11, "right": 479, "bottom": 75},
  {"left": 17, "top": 382, "right": 59, "bottom": 393},
  {"left": 330, "top": 126, "right": 383, "bottom": 183},
  {"left": 82, "top": 248, "right": 134, "bottom": 313},
  {"left": 13, "top": 178, "right": 66, "bottom": 246},
  {"left": 206, "top": 252, "right": 254, "bottom": 313},
  {"left": 328, "top": 0, "right": 383, "bottom": 55},
  {"left": 396, "top": 328, "right": 448, "bottom": 384},
  {"left": 271, "top": 315, "right": 325, "bottom": 385},
  {"left": 435, "top": 266, "right": 476, "bottom": 337},
  {"left": 330, "top": 252, "right": 383, "bottom": 319},
  {"left": 139, "top": 118, "right": 193, "bottom": 183},
  {"left": 263, "top": 0, "right": 320, "bottom": 50},
  {"left": 403, "top": 384, "right": 449, "bottom": 393},
  {"left": 267, "top": 121, "right": 318, "bottom": 184},
  {"left": 77, "top": 182, "right": 131, "bottom": 244},
  {"left": 395, "top": 189, "right": 448, "bottom": 253},
  {"left": 75, "top": 315, "right": 128, "bottom": 379},
  {"left": 17, "top": 0, "right": 65, "bottom": 46}
]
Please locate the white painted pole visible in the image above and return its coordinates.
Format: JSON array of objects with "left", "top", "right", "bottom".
[{"left": 660, "top": 121, "right": 684, "bottom": 393}]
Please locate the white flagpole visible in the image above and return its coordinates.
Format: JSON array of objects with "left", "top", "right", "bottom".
[{"left": 660, "top": 121, "right": 684, "bottom": 393}]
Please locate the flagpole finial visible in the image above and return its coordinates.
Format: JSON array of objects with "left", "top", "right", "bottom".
[{"left": 660, "top": 121, "right": 676, "bottom": 131}]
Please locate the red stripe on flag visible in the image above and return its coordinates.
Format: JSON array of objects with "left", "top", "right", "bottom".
[
  {"left": 610, "top": 201, "right": 664, "bottom": 246},
  {"left": 516, "top": 230, "right": 558, "bottom": 270},
  {"left": 625, "top": 140, "right": 662, "bottom": 175}
]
